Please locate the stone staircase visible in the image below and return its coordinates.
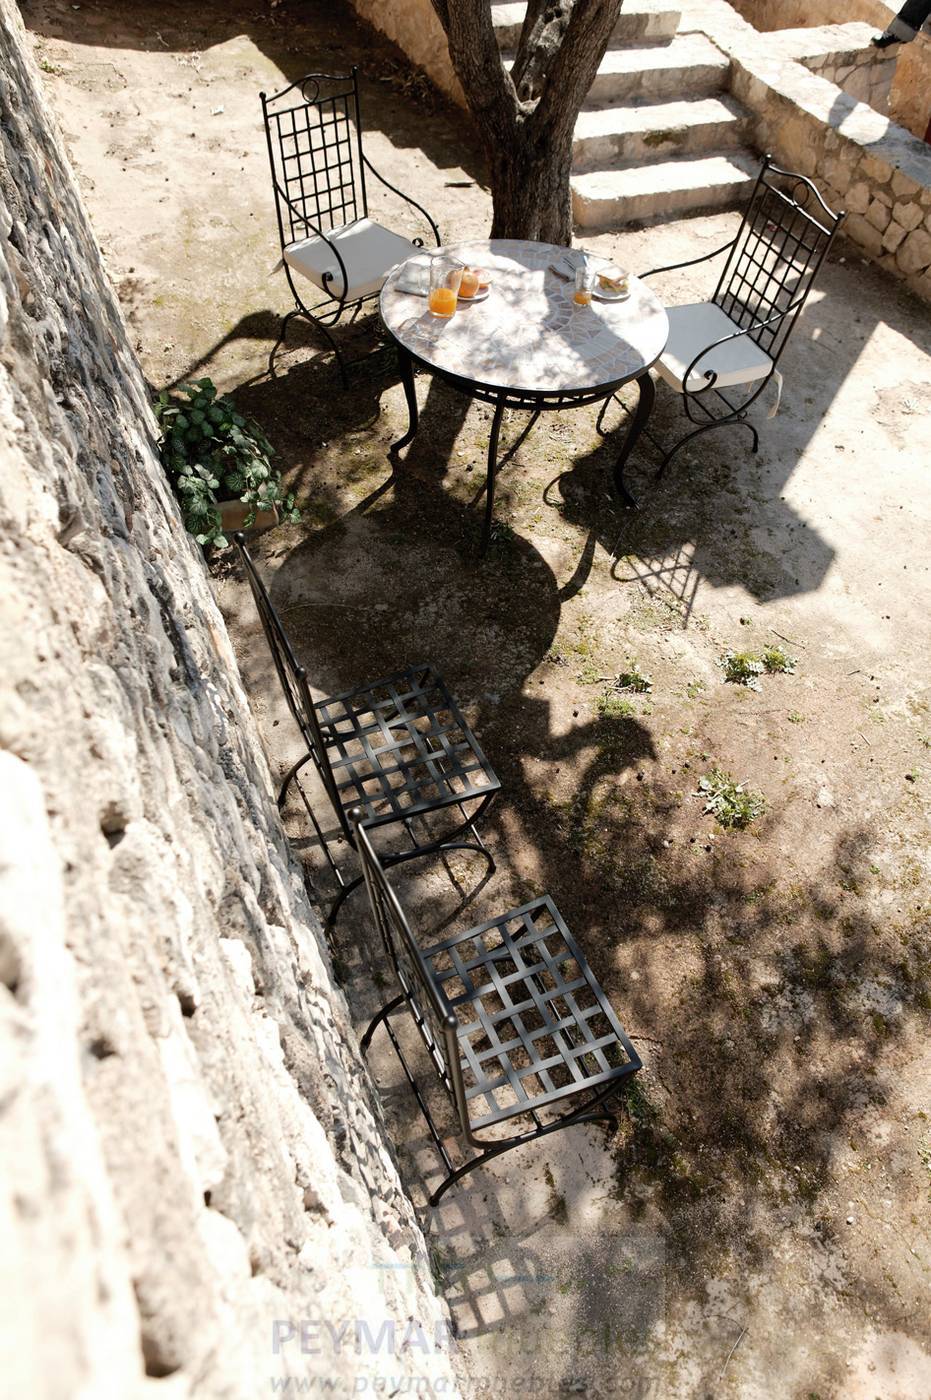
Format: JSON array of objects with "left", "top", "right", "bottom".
[{"left": 492, "top": 0, "right": 759, "bottom": 229}]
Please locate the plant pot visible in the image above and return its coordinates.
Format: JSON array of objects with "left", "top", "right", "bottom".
[{"left": 218, "top": 499, "right": 280, "bottom": 533}]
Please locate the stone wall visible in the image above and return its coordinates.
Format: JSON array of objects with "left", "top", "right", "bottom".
[
  {"left": 800, "top": 48, "right": 894, "bottom": 116},
  {"left": 682, "top": 0, "right": 931, "bottom": 302},
  {"left": 349, "top": 0, "right": 466, "bottom": 107},
  {"left": 0, "top": 1, "right": 458, "bottom": 1396},
  {"left": 729, "top": 0, "right": 895, "bottom": 28},
  {"left": 727, "top": 0, "right": 931, "bottom": 138}
]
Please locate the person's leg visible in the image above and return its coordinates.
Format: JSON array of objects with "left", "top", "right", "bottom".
[{"left": 873, "top": 0, "right": 931, "bottom": 46}]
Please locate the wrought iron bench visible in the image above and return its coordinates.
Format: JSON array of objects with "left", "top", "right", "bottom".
[
  {"left": 234, "top": 535, "right": 500, "bottom": 941},
  {"left": 352, "top": 811, "right": 642, "bottom": 1206}
]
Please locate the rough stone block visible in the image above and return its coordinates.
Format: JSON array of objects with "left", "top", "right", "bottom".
[
  {"left": 823, "top": 155, "right": 852, "bottom": 197},
  {"left": 891, "top": 170, "right": 915, "bottom": 199},
  {"left": 844, "top": 212, "right": 885, "bottom": 258},
  {"left": 893, "top": 200, "right": 923, "bottom": 231},
  {"left": 859, "top": 152, "right": 892, "bottom": 185},
  {"left": 845, "top": 180, "right": 871, "bottom": 214},
  {"left": 897, "top": 227, "right": 931, "bottom": 275},
  {"left": 865, "top": 198, "right": 892, "bottom": 232},
  {"left": 882, "top": 220, "right": 908, "bottom": 253}
]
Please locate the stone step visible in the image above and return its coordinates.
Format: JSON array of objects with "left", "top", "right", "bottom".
[
  {"left": 571, "top": 150, "right": 758, "bottom": 228},
  {"left": 491, "top": 0, "right": 681, "bottom": 50},
  {"left": 502, "top": 33, "right": 729, "bottom": 103},
  {"left": 573, "top": 95, "right": 751, "bottom": 168},
  {"left": 586, "top": 33, "right": 729, "bottom": 103}
]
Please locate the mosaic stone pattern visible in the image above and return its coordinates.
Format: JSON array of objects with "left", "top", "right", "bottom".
[{"left": 380, "top": 239, "right": 670, "bottom": 395}]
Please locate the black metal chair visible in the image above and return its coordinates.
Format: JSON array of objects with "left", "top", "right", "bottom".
[
  {"left": 352, "top": 812, "right": 642, "bottom": 1207},
  {"left": 234, "top": 535, "right": 500, "bottom": 941},
  {"left": 604, "top": 155, "right": 845, "bottom": 498},
  {"left": 260, "top": 68, "right": 440, "bottom": 385}
]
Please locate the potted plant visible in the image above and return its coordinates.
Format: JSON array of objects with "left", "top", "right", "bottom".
[{"left": 153, "top": 377, "right": 301, "bottom": 550}]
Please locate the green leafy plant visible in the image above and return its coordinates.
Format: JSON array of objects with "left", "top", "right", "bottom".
[
  {"left": 762, "top": 644, "right": 797, "bottom": 675},
  {"left": 153, "top": 378, "right": 300, "bottom": 550},
  {"left": 698, "top": 768, "right": 766, "bottom": 830},
  {"left": 614, "top": 661, "right": 653, "bottom": 694},
  {"left": 720, "top": 650, "right": 765, "bottom": 690}
]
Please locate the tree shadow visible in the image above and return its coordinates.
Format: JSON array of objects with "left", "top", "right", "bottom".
[{"left": 214, "top": 347, "right": 930, "bottom": 1380}]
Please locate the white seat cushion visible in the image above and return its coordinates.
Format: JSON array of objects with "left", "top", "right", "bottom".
[
  {"left": 283, "top": 218, "right": 417, "bottom": 302},
  {"left": 655, "top": 302, "right": 773, "bottom": 395}
]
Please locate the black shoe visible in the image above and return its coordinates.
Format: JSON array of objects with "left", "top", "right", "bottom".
[{"left": 871, "top": 33, "right": 896, "bottom": 48}]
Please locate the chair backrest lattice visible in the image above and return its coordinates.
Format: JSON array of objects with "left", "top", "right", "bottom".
[
  {"left": 261, "top": 70, "right": 367, "bottom": 248},
  {"left": 234, "top": 534, "right": 346, "bottom": 828},
  {"left": 713, "top": 158, "right": 844, "bottom": 365}
]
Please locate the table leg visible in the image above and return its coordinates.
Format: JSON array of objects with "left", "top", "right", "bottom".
[
  {"left": 613, "top": 371, "right": 655, "bottom": 508},
  {"left": 480, "top": 397, "right": 506, "bottom": 556},
  {"left": 390, "top": 345, "right": 419, "bottom": 453}
]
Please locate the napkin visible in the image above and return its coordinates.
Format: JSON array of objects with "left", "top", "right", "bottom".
[{"left": 394, "top": 253, "right": 433, "bottom": 296}]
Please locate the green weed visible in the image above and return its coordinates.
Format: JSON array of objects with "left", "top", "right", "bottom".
[
  {"left": 598, "top": 693, "right": 636, "bottom": 720},
  {"left": 613, "top": 661, "right": 653, "bottom": 694},
  {"left": 698, "top": 768, "right": 766, "bottom": 830},
  {"left": 762, "top": 644, "right": 798, "bottom": 675},
  {"left": 720, "top": 650, "right": 765, "bottom": 690}
]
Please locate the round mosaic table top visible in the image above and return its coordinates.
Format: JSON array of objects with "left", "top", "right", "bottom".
[{"left": 380, "top": 238, "right": 669, "bottom": 398}]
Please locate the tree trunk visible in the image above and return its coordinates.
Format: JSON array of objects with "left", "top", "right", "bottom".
[
  {"left": 487, "top": 125, "right": 574, "bottom": 245},
  {"left": 429, "top": 0, "right": 621, "bottom": 245}
]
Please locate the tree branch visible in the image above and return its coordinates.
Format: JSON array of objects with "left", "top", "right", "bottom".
[
  {"left": 510, "top": 0, "right": 553, "bottom": 100},
  {"left": 534, "top": 0, "right": 619, "bottom": 134}
]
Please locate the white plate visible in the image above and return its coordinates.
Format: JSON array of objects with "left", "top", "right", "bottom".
[
  {"left": 458, "top": 285, "right": 490, "bottom": 303},
  {"left": 593, "top": 284, "right": 631, "bottom": 302}
]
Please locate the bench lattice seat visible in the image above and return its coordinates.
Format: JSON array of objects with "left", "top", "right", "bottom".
[{"left": 354, "top": 814, "right": 641, "bottom": 1206}]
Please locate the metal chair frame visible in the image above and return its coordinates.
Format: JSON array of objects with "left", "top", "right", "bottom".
[
  {"left": 234, "top": 535, "right": 499, "bottom": 941},
  {"left": 602, "top": 155, "right": 845, "bottom": 488},
  {"left": 260, "top": 68, "right": 440, "bottom": 385},
  {"left": 353, "top": 814, "right": 641, "bottom": 1207}
]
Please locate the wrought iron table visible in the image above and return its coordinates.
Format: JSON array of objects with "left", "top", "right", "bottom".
[{"left": 379, "top": 238, "right": 669, "bottom": 553}]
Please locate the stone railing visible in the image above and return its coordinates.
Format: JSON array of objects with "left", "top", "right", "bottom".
[
  {"left": 726, "top": 0, "right": 931, "bottom": 139},
  {"left": 764, "top": 22, "right": 898, "bottom": 114},
  {"left": 681, "top": 0, "right": 931, "bottom": 302}
]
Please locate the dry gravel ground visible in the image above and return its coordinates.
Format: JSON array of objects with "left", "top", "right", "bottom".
[{"left": 23, "top": 0, "right": 931, "bottom": 1396}]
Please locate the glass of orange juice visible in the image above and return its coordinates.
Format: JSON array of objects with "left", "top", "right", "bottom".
[
  {"left": 429, "top": 255, "right": 464, "bottom": 316},
  {"left": 574, "top": 265, "right": 595, "bottom": 306}
]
